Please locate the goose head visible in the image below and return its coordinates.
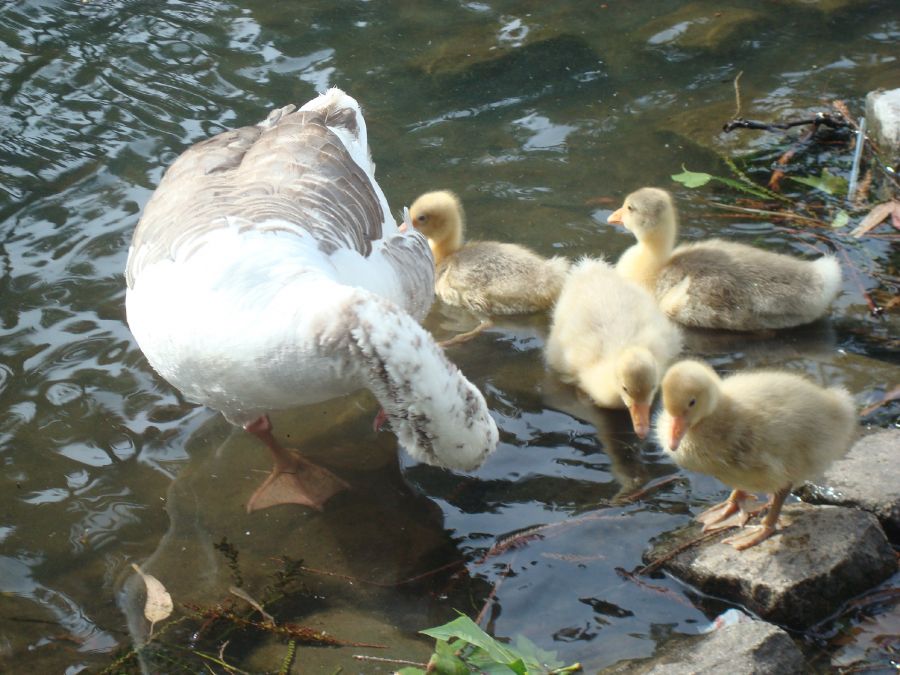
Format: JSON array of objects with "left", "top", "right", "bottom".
[
  {"left": 608, "top": 187, "right": 678, "bottom": 249},
  {"left": 409, "top": 190, "right": 465, "bottom": 264},
  {"left": 614, "top": 346, "right": 660, "bottom": 439},
  {"left": 660, "top": 359, "right": 720, "bottom": 450}
]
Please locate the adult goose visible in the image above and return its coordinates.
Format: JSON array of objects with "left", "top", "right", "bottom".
[
  {"left": 608, "top": 187, "right": 842, "bottom": 331},
  {"left": 125, "top": 88, "right": 498, "bottom": 512}
]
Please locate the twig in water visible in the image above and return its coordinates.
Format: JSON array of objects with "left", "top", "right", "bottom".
[
  {"left": 722, "top": 111, "right": 851, "bottom": 134},
  {"left": 637, "top": 530, "right": 726, "bottom": 576},
  {"left": 229, "top": 586, "right": 274, "bottom": 625},
  {"left": 704, "top": 201, "right": 828, "bottom": 227},
  {"left": 859, "top": 385, "right": 900, "bottom": 417},
  {"left": 618, "top": 475, "right": 681, "bottom": 504},
  {"left": 184, "top": 604, "right": 386, "bottom": 648},
  {"left": 731, "top": 70, "right": 744, "bottom": 119},
  {"left": 614, "top": 567, "right": 697, "bottom": 610},
  {"left": 352, "top": 654, "right": 428, "bottom": 668},
  {"left": 294, "top": 559, "right": 466, "bottom": 588},
  {"left": 475, "top": 563, "right": 513, "bottom": 626}
]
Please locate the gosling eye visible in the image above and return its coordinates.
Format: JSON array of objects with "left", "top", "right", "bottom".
[
  {"left": 626, "top": 204, "right": 635, "bottom": 212},
  {"left": 688, "top": 398, "right": 696, "bottom": 408},
  {"left": 417, "top": 214, "right": 427, "bottom": 222},
  {"left": 622, "top": 385, "right": 629, "bottom": 394}
]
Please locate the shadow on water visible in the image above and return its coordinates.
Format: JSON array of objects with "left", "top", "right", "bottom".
[{"left": 0, "top": 0, "right": 898, "bottom": 671}]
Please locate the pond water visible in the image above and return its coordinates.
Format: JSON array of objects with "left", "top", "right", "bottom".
[{"left": 1, "top": 0, "right": 898, "bottom": 672}]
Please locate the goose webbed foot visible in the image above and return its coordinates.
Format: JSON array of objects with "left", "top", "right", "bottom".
[
  {"left": 696, "top": 489, "right": 764, "bottom": 532},
  {"left": 244, "top": 415, "right": 349, "bottom": 513},
  {"left": 439, "top": 319, "right": 494, "bottom": 348},
  {"left": 722, "top": 485, "right": 791, "bottom": 551}
]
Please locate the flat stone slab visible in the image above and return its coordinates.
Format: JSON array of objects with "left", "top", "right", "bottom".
[
  {"left": 799, "top": 429, "right": 900, "bottom": 541},
  {"left": 644, "top": 503, "right": 897, "bottom": 629},
  {"left": 603, "top": 619, "right": 804, "bottom": 674}
]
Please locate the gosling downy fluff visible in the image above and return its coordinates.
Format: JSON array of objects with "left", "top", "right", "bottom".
[
  {"left": 657, "top": 359, "right": 856, "bottom": 549},
  {"left": 609, "top": 187, "right": 842, "bottom": 331},
  {"left": 545, "top": 257, "right": 682, "bottom": 437}
]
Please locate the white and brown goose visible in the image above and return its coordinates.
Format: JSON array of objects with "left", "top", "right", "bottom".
[{"left": 125, "top": 88, "right": 498, "bottom": 512}]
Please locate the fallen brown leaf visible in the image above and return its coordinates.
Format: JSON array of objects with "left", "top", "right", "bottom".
[{"left": 851, "top": 201, "right": 900, "bottom": 237}]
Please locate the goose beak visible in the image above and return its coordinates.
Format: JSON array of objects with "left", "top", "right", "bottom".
[
  {"left": 628, "top": 402, "right": 651, "bottom": 439},
  {"left": 668, "top": 415, "right": 687, "bottom": 450},
  {"left": 607, "top": 206, "right": 625, "bottom": 225}
]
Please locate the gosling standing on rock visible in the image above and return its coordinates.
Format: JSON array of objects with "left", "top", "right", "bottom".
[
  {"left": 657, "top": 359, "right": 856, "bottom": 550},
  {"left": 409, "top": 190, "right": 570, "bottom": 344},
  {"left": 608, "top": 187, "right": 842, "bottom": 331},
  {"left": 545, "top": 258, "right": 682, "bottom": 438}
]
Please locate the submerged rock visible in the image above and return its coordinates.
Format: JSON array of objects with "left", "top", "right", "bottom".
[
  {"left": 865, "top": 89, "right": 900, "bottom": 162},
  {"left": 776, "top": 0, "right": 876, "bottom": 13},
  {"left": 603, "top": 619, "right": 804, "bottom": 674},
  {"left": 644, "top": 503, "right": 897, "bottom": 629},
  {"left": 800, "top": 429, "right": 900, "bottom": 541},
  {"left": 636, "top": 4, "right": 764, "bottom": 52}
]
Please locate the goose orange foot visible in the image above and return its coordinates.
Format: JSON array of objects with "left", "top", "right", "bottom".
[
  {"left": 244, "top": 415, "right": 349, "bottom": 513},
  {"left": 696, "top": 489, "right": 765, "bottom": 532}
]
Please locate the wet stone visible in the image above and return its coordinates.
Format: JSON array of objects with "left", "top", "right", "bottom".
[
  {"left": 865, "top": 89, "right": 900, "bottom": 162},
  {"left": 603, "top": 619, "right": 804, "bottom": 674},
  {"left": 799, "top": 429, "right": 900, "bottom": 541},
  {"left": 644, "top": 503, "right": 897, "bottom": 629}
]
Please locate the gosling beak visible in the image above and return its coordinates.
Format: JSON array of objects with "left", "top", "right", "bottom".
[
  {"left": 399, "top": 206, "right": 412, "bottom": 233},
  {"left": 668, "top": 415, "right": 687, "bottom": 450},
  {"left": 628, "top": 402, "right": 651, "bottom": 439},
  {"left": 607, "top": 206, "right": 625, "bottom": 225}
]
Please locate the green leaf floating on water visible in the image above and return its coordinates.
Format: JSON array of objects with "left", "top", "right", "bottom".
[
  {"left": 831, "top": 209, "right": 850, "bottom": 229},
  {"left": 671, "top": 168, "right": 714, "bottom": 188},
  {"left": 788, "top": 168, "right": 848, "bottom": 196},
  {"left": 671, "top": 166, "right": 774, "bottom": 199}
]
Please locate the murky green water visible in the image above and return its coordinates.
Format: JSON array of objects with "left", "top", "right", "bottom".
[{"left": 1, "top": 0, "right": 898, "bottom": 672}]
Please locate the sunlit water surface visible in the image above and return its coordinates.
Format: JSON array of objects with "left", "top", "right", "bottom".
[{"left": 1, "top": 0, "right": 898, "bottom": 672}]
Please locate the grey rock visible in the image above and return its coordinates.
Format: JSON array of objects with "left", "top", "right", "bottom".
[
  {"left": 644, "top": 503, "right": 897, "bottom": 629},
  {"left": 866, "top": 88, "right": 900, "bottom": 161},
  {"left": 603, "top": 619, "right": 804, "bottom": 674},
  {"left": 800, "top": 429, "right": 900, "bottom": 541}
]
